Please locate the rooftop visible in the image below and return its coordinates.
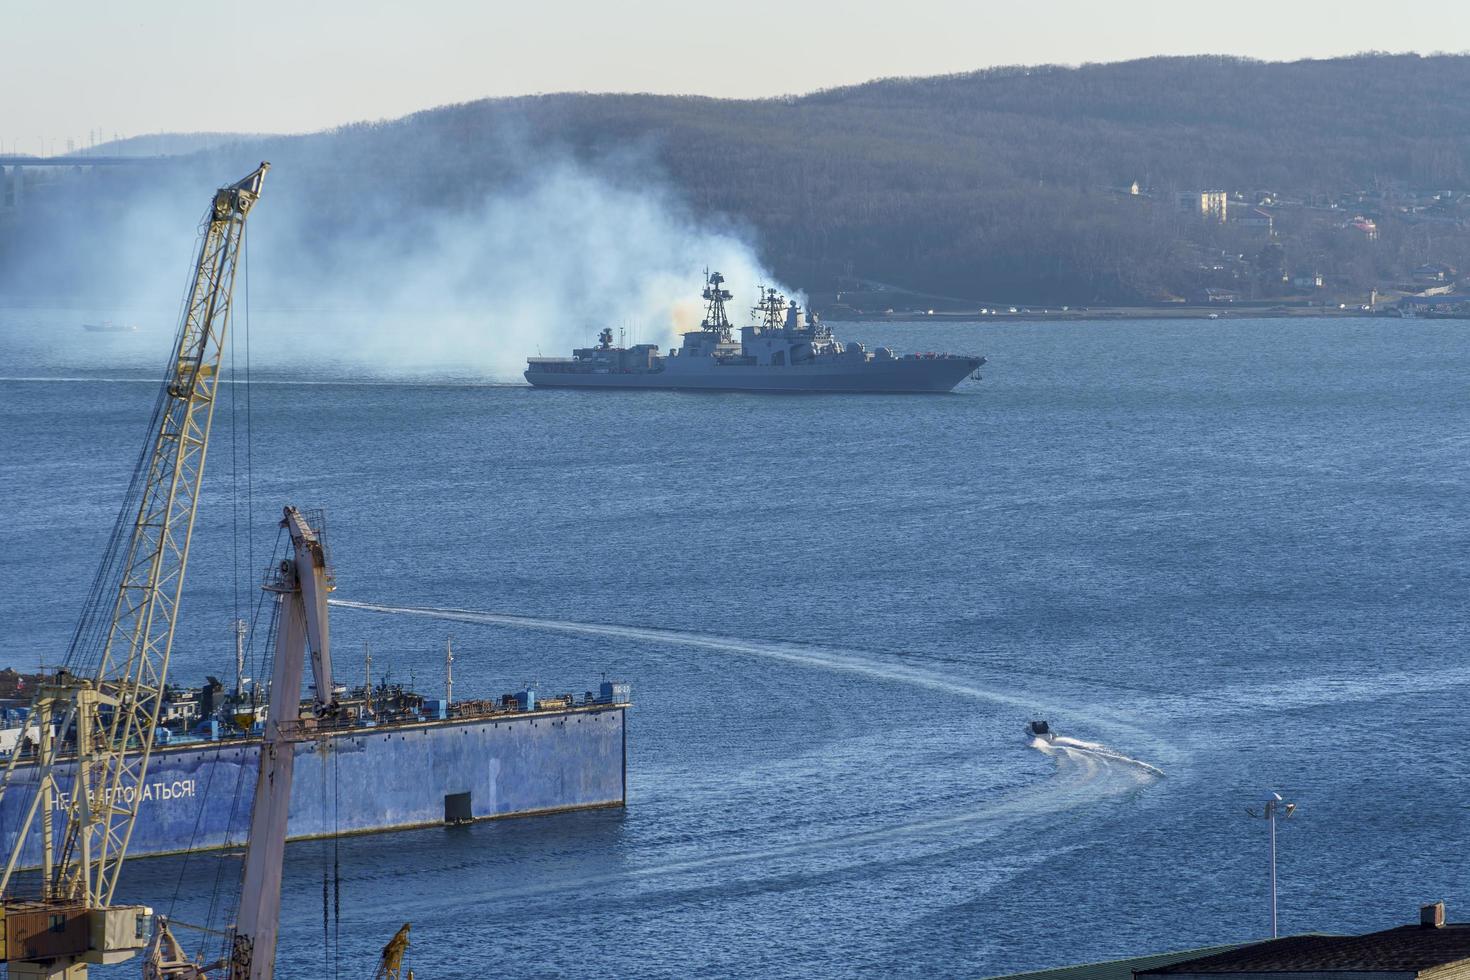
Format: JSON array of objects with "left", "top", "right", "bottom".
[
  {"left": 1139, "top": 912, "right": 1470, "bottom": 977},
  {"left": 985, "top": 945, "right": 1247, "bottom": 980}
]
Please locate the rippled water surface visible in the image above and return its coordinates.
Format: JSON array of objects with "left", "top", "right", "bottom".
[{"left": 1, "top": 312, "right": 1466, "bottom": 977}]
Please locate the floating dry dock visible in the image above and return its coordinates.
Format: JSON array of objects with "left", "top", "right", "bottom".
[{"left": 0, "top": 679, "right": 630, "bottom": 864}]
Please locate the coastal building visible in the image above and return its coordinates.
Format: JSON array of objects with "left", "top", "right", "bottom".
[
  {"left": 1135, "top": 904, "right": 1470, "bottom": 980},
  {"left": 983, "top": 945, "right": 1247, "bottom": 980},
  {"left": 987, "top": 905, "right": 1470, "bottom": 980},
  {"left": 1413, "top": 263, "right": 1456, "bottom": 283},
  {"left": 1201, "top": 191, "right": 1229, "bottom": 222},
  {"left": 1234, "top": 208, "right": 1274, "bottom": 231},
  {"left": 1178, "top": 191, "right": 1229, "bottom": 222}
]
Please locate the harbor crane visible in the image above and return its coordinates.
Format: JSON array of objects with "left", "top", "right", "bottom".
[
  {"left": 0, "top": 163, "right": 268, "bottom": 979},
  {"left": 373, "top": 923, "right": 412, "bottom": 980},
  {"left": 147, "top": 505, "right": 338, "bottom": 980}
]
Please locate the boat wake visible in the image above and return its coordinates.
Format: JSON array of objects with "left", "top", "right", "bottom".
[
  {"left": 329, "top": 598, "right": 1164, "bottom": 896},
  {"left": 408, "top": 747, "right": 1115, "bottom": 908},
  {"left": 328, "top": 599, "right": 1149, "bottom": 738},
  {"left": 1032, "top": 734, "right": 1165, "bottom": 780}
]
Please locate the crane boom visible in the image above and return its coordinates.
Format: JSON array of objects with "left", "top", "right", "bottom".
[
  {"left": 0, "top": 163, "right": 269, "bottom": 979},
  {"left": 230, "top": 507, "right": 334, "bottom": 980},
  {"left": 77, "top": 161, "right": 270, "bottom": 906},
  {"left": 146, "top": 507, "right": 335, "bottom": 980}
]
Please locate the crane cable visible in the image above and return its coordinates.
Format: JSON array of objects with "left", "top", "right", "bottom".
[
  {"left": 167, "top": 526, "right": 283, "bottom": 935},
  {"left": 320, "top": 737, "right": 343, "bottom": 980},
  {"left": 162, "top": 221, "right": 281, "bottom": 968},
  {"left": 208, "top": 581, "right": 282, "bottom": 969},
  {"left": 334, "top": 743, "right": 342, "bottom": 980},
  {"left": 0, "top": 196, "right": 216, "bottom": 880},
  {"left": 209, "top": 222, "right": 268, "bottom": 967},
  {"left": 322, "top": 751, "right": 329, "bottom": 975},
  {"left": 64, "top": 196, "right": 209, "bottom": 679}
]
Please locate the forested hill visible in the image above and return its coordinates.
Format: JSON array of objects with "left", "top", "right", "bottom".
[{"left": 10, "top": 54, "right": 1470, "bottom": 305}]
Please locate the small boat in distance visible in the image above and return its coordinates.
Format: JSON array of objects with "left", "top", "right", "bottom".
[
  {"left": 1025, "top": 719, "right": 1054, "bottom": 742},
  {"left": 82, "top": 321, "right": 138, "bottom": 333}
]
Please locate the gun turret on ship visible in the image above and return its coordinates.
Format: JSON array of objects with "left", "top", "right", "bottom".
[{"left": 525, "top": 271, "right": 985, "bottom": 393}]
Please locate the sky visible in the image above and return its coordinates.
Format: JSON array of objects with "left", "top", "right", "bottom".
[{"left": 3, "top": 0, "right": 1469, "bottom": 154}]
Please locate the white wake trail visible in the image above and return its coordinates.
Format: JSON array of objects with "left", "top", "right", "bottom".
[
  {"left": 328, "top": 598, "right": 1150, "bottom": 740},
  {"left": 328, "top": 597, "right": 1163, "bottom": 898},
  {"left": 1042, "top": 735, "right": 1166, "bottom": 779}
]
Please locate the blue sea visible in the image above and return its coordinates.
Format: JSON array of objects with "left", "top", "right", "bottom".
[{"left": 1, "top": 312, "right": 1467, "bottom": 978}]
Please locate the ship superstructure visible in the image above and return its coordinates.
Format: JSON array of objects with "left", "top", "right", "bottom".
[{"left": 525, "top": 271, "right": 985, "bottom": 393}]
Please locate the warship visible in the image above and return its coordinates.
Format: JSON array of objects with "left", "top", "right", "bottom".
[{"left": 525, "top": 272, "right": 985, "bottom": 393}]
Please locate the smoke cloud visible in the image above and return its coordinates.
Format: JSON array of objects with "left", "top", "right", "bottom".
[{"left": 1, "top": 125, "right": 798, "bottom": 381}]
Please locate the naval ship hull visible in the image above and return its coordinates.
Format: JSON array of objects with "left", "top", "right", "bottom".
[
  {"left": 0, "top": 704, "right": 627, "bottom": 867},
  {"left": 524, "top": 358, "right": 979, "bottom": 393}
]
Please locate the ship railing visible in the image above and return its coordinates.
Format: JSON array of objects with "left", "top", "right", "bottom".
[{"left": 272, "top": 695, "right": 609, "bottom": 740}]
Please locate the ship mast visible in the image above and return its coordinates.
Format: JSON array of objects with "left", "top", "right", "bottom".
[
  {"left": 364, "top": 641, "right": 373, "bottom": 717},
  {"left": 233, "top": 618, "right": 249, "bottom": 700},
  {"left": 701, "top": 269, "right": 733, "bottom": 343},
  {"left": 755, "top": 286, "right": 787, "bottom": 332}
]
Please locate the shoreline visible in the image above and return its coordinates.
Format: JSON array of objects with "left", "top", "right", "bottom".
[{"left": 839, "top": 305, "right": 1447, "bottom": 322}]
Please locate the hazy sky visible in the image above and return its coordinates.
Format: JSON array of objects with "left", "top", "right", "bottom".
[{"left": 4, "top": 0, "right": 1468, "bottom": 153}]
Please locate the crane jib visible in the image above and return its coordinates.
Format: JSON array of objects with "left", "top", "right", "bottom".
[{"left": 0, "top": 163, "right": 269, "bottom": 978}]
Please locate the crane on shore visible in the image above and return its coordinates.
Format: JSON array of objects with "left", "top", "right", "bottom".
[
  {"left": 373, "top": 923, "right": 412, "bottom": 980},
  {"left": 0, "top": 162, "right": 268, "bottom": 979},
  {"left": 146, "top": 505, "right": 339, "bottom": 979}
]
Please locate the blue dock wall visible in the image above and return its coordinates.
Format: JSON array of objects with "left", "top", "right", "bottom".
[{"left": 0, "top": 706, "right": 625, "bottom": 866}]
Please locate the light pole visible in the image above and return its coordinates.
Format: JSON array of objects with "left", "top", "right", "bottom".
[{"left": 1246, "top": 792, "right": 1297, "bottom": 938}]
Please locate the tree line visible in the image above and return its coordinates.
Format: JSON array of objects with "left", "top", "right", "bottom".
[{"left": 5, "top": 54, "right": 1470, "bottom": 305}]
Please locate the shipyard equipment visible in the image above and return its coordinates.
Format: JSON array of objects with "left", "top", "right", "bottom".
[
  {"left": 145, "top": 506, "right": 336, "bottom": 979},
  {"left": 228, "top": 507, "right": 335, "bottom": 979},
  {"left": 0, "top": 163, "right": 269, "bottom": 979},
  {"left": 373, "top": 923, "right": 412, "bottom": 980}
]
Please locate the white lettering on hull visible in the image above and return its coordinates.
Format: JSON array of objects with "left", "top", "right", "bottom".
[{"left": 51, "top": 779, "right": 197, "bottom": 811}]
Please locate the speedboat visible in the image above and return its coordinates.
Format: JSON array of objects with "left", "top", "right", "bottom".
[{"left": 1025, "top": 719, "right": 1054, "bottom": 742}]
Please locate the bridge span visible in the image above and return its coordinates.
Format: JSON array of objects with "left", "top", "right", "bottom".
[
  {"left": 1, "top": 155, "right": 172, "bottom": 213},
  {"left": 0, "top": 155, "right": 169, "bottom": 167}
]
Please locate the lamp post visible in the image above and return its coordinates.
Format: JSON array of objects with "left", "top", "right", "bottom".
[{"left": 1246, "top": 792, "right": 1297, "bottom": 938}]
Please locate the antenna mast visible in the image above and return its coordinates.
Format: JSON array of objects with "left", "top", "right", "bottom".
[
  {"left": 754, "top": 285, "right": 787, "bottom": 332},
  {"left": 233, "top": 618, "right": 248, "bottom": 700},
  {"left": 1245, "top": 791, "right": 1297, "bottom": 938},
  {"left": 701, "top": 270, "right": 733, "bottom": 342},
  {"left": 445, "top": 637, "right": 454, "bottom": 706}
]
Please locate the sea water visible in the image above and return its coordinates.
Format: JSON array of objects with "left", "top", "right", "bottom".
[{"left": 0, "top": 312, "right": 1466, "bottom": 977}]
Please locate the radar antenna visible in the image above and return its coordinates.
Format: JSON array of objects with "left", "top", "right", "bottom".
[
  {"left": 755, "top": 286, "right": 787, "bottom": 332},
  {"left": 701, "top": 269, "right": 733, "bottom": 342}
]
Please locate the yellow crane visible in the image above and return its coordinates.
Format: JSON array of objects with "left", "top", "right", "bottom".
[
  {"left": 373, "top": 923, "right": 413, "bottom": 980},
  {"left": 0, "top": 162, "right": 269, "bottom": 979}
]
